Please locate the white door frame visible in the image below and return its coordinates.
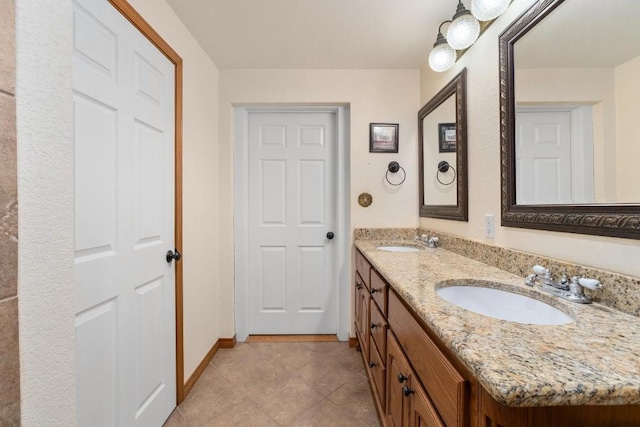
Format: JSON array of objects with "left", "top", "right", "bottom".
[{"left": 234, "top": 105, "right": 350, "bottom": 342}]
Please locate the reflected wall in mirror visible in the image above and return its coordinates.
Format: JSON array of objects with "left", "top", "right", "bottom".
[
  {"left": 500, "top": 0, "right": 640, "bottom": 239},
  {"left": 419, "top": 68, "right": 468, "bottom": 221}
]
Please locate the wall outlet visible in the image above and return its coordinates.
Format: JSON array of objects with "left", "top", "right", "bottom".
[{"left": 484, "top": 214, "right": 495, "bottom": 238}]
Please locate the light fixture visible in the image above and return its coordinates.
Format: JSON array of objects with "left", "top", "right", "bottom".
[
  {"left": 428, "top": 21, "right": 456, "bottom": 73},
  {"left": 471, "top": 0, "right": 510, "bottom": 21},
  {"left": 446, "top": 0, "right": 480, "bottom": 50}
]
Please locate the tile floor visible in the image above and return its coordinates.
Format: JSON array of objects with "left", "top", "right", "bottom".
[{"left": 163, "top": 341, "right": 381, "bottom": 426}]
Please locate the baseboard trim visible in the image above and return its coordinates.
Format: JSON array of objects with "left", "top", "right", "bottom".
[
  {"left": 246, "top": 334, "right": 337, "bottom": 343},
  {"left": 349, "top": 337, "right": 359, "bottom": 348},
  {"left": 182, "top": 335, "right": 236, "bottom": 399},
  {"left": 219, "top": 335, "right": 236, "bottom": 348}
]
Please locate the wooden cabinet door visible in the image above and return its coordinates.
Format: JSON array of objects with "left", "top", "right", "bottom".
[
  {"left": 386, "top": 331, "right": 410, "bottom": 427},
  {"left": 408, "top": 378, "right": 445, "bottom": 427}
]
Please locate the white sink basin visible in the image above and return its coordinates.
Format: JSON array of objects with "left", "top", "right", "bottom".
[
  {"left": 436, "top": 285, "right": 573, "bottom": 325},
  {"left": 377, "top": 245, "right": 421, "bottom": 253}
]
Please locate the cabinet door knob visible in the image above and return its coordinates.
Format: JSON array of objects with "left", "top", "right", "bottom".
[
  {"left": 402, "top": 386, "right": 415, "bottom": 397},
  {"left": 397, "top": 373, "right": 408, "bottom": 383},
  {"left": 370, "top": 322, "right": 378, "bottom": 330},
  {"left": 356, "top": 285, "right": 363, "bottom": 290},
  {"left": 369, "top": 361, "right": 377, "bottom": 368},
  {"left": 371, "top": 288, "right": 380, "bottom": 294}
]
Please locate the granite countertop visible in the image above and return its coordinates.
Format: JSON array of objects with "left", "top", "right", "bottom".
[{"left": 355, "top": 240, "right": 640, "bottom": 408}]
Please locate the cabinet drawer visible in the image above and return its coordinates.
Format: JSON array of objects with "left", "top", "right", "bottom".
[
  {"left": 389, "top": 291, "right": 468, "bottom": 427},
  {"left": 370, "top": 269, "right": 388, "bottom": 316},
  {"left": 356, "top": 250, "right": 371, "bottom": 289},
  {"left": 370, "top": 299, "right": 388, "bottom": 358},
  {"left": 369, "top": 336, "right": 386, "bottom": 411}
]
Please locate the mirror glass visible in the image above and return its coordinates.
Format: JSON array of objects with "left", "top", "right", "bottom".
[
  {"left": 500, "top": 0, "right": 640, "bottom": 239},
  {"left": 419, "top": 69, "right": 468, "bottom": 221},
  {"left": 422, "top": 95, "right": 457, "bottom": 205},
  {"left": 513, "top": 0, "right": 640, "bottom": 205}
]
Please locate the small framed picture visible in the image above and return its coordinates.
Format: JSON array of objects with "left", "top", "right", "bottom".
[
  {"left": 369, "top": 123, "right": 399, "bottom": 153},
  {"left": 438, "top": 123, "right": 456, "bottom": 153}
]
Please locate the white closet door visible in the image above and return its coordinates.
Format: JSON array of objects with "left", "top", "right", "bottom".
[
  {"left": 247, "top": 111, "right": 337, "bottom": 334},
  {"left": 73, "top": 0, "right": 176, "bottom": 425}
]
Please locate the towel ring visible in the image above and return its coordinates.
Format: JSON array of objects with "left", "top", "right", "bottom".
[
  {"left": 386, "top": 161, "right": 406, "bottom": 186},
  {"left": 436, "top": 160, "right": 456, "bottom": 186}
]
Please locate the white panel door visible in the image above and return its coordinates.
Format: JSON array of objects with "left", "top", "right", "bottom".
[
  {"left": 248, "top": 111, "right": 337, "bottom": 334},
  {"left": 516, "top": 111, "right": 572, "bottom": 204},
  {"left": 73, "top": 1, "right": 176, "bottom": 426}
]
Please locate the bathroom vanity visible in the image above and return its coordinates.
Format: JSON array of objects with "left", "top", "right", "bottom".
[{"left": 354, "top": 241, "right": 640, "bottom": 427}]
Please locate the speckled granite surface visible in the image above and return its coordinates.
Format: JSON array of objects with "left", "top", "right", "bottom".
[
  {"left": 355, "top": 228, "right": 640, "bottom": 318},
  {"left": 354, "top": 239, "right": 640, "bottom": 408}
]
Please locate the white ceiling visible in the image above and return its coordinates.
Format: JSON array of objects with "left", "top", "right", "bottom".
[{"left": 164, "top": 0, "right": 456, "bottom": 69}]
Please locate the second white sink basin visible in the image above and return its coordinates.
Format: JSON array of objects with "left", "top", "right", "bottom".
[
  {"left": 436, "top": 285, "right": 573, "bottom": 325},
  {"left": 377, "top": 245, "right": 421, "bottom": 253}
]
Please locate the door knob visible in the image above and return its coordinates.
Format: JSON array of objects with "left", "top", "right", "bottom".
[
  {"left": 166, "top": 249, "right": 182, "bottom": 263},
  {"left": 326, "top": 232, "right": 335, "bottom": 240}
]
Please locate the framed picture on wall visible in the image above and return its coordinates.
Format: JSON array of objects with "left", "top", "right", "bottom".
[
  {"left": 369, "top": 123, "right": 399, "bottom": 153},
  {"left": 438, "top": 123, "right": 456, "bottom": 153}
]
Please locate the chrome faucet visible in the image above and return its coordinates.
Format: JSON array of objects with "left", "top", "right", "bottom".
[
  {"left": 525, "top": 264, "right": 602, "bottom": 304},
  {"left": 414, "top": 234, "right": 439, "bottom": 248}
]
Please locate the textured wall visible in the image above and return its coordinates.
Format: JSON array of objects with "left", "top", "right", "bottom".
[
  {"left": 419, "top": 0, "right": 640, "bottom": 278},
  {"left": 0, "top": 0, "right": 19, "bottom": 423},
  {"left": 218, "top": 69, "right": 421, "bottom": 337},
  {"left": 16, "top": 0, "right": 76, "bottom": 425}
]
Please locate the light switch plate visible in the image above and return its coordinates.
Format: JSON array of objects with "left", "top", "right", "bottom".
[{"left": 484, "top": 214, "right": 495, "bottom": 238}]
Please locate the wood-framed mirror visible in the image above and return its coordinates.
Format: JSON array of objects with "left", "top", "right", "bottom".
[
  {"left": 500, "top": 0, "right": 640, "bottom": 239},
  {"left": 419, "top": 68, "right": 468, "bottom": 221}
]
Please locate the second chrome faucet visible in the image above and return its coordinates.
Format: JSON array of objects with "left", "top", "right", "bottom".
[{"left": 525, "top": 264, "right": 602, "bottom": 304}]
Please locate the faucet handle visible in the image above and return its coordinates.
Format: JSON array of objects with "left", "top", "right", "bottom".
[
  {"left": 578, "top": 277, "right": 602, "bottom": 290},
  {"left": 532, "top": 265, "right": 550, "bottom": 277}
]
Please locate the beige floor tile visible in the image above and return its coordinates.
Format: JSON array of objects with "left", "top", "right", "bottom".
[
  {"left": 163, "top": 408, "right": 189, "bottom": 426},
  {"left": 178, "top": 366, "right": 246, "bottom": 425},
  {"left": 328, "top": 344, "right": 367, "bottom": 375},
  {"left": 294, "top": 357, "right": 366, "bottom": 397},
  {"left": 226, "top": 356, "right": 294, "bottom": 397},
  {"left": 301, "top": 341, "right": 346, "bottom": 353},
  {"left": 288, "top": 398, "right": 370, "bottom": 427},
  {"left": 250, "top": 376, "right": 324, "bottom": 425},
  {"left": 327, "top": 377, "right": 379, "bottom": 426},
  {"left": 175, "top": 342, "right": 380, "bottom": 427},
  {"left": 204, "top": 399, "right": 279, "bottom": 427}
]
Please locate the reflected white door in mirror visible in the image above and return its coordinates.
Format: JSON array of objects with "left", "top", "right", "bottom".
[{"left": 516, "top": 106, "right": 594, "bottom": 205}]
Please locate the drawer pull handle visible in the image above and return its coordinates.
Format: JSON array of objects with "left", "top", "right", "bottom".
[
  {"left": 356, "top": 285, "right": 363, "bottom": 290},
  {"left": 370, "top": 322, "right": 378, "bottom": 330},
  {"left": 369, "top": 361, "right": 377, "bottom": 368},
  {"left": 402, "top": 386, "right": 415, "bottom": 397},
  {"left": 371, "top": 288, "right": 380, "bottom": 294},
  {"left": 397, "top": 373, "right": 408, "bottom": 383}
]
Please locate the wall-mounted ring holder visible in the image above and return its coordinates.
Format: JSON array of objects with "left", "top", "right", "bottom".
[
  {"left": 385, "top": 161, "right": 406, "bottom": 186},
  {"left": 436, "top": 160, "right": 456, "bottom": 186}
]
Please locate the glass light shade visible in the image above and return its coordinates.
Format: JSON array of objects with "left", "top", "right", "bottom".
[
  {"left": 471, "top": 0, "right": 510, "bottom": 21},
  {"left": 429, "top": 42, "right": 456, "bottom": 72},
  {"left": 446, "top": 13, "right": 480, "bottom": 50}
]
